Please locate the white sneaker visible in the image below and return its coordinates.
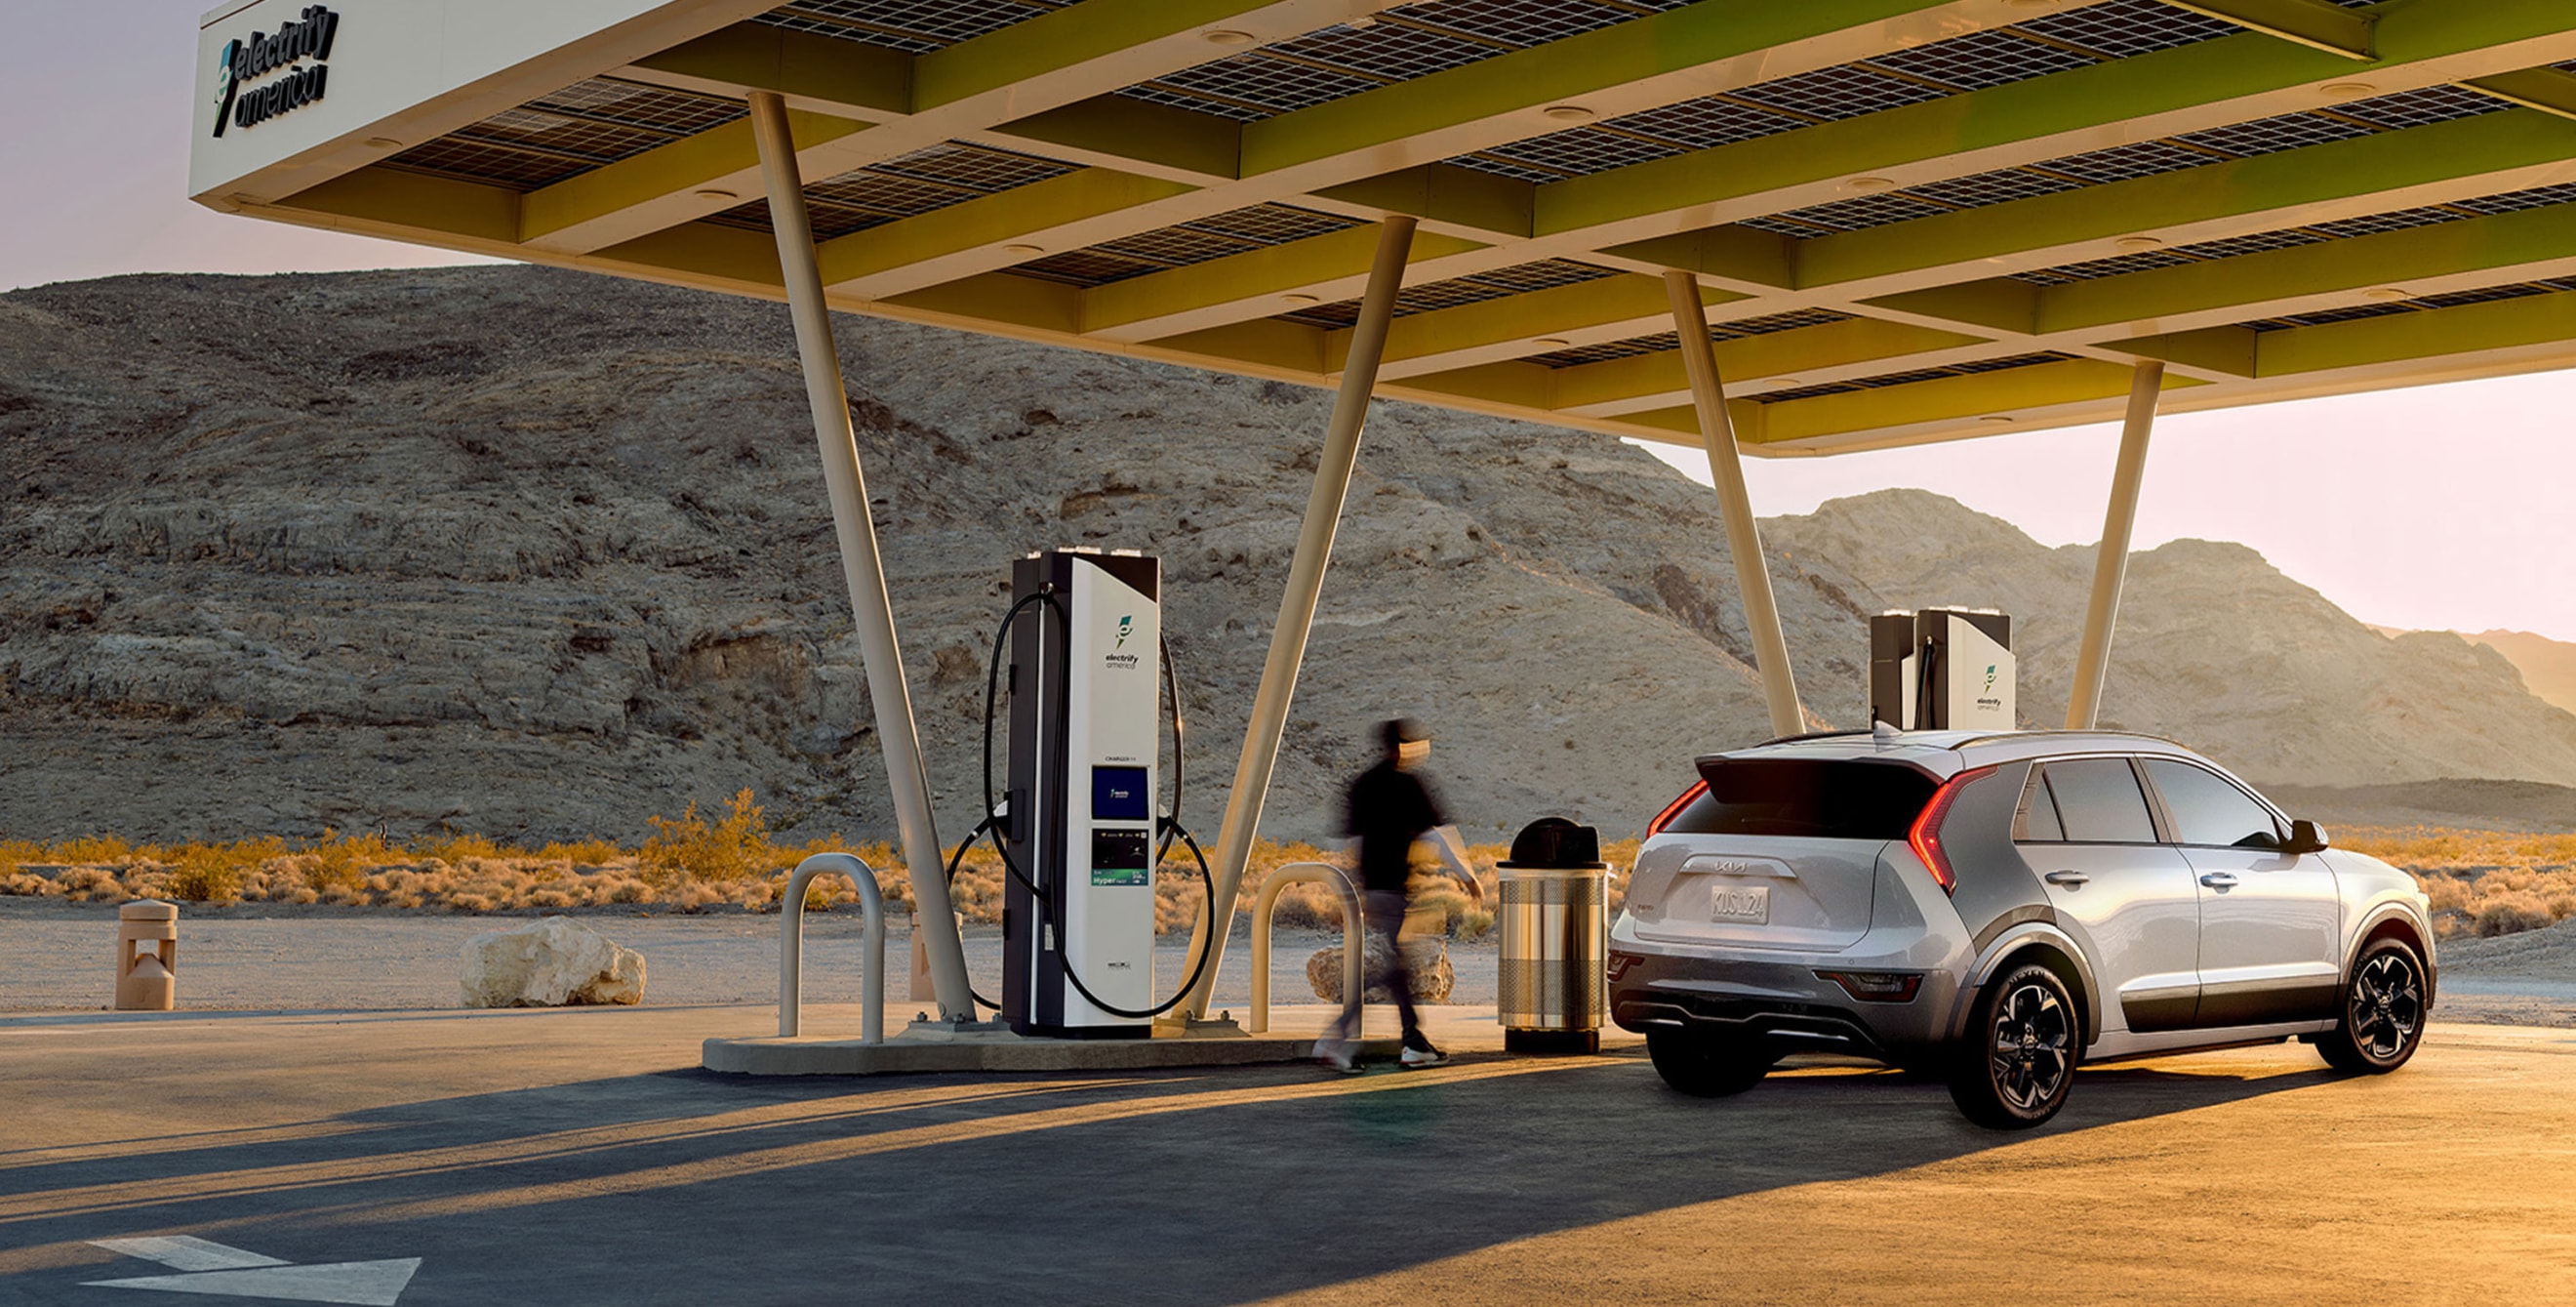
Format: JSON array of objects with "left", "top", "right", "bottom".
[
  {"left": 1398, "top": 1044, "right": 1447, "bottom": 1069},
  {"left": 1315, "top": 1037, "right": 1360, "bottom": 1075}
]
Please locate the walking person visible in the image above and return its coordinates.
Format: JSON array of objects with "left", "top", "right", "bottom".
[{"left": 1317, "top": 718, "right": 1483, "bottom": 1073}]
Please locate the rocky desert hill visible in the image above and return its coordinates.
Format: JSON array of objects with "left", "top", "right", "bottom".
[
  {"left": 4, "top": 265, "right": 2572, "bottom": 845},
  {"left": 2466, "top": 630, "right": 2576, "bottom": 715},
  {"left": 1768, "top": 491, "right": 2576, "bottom": 792}
]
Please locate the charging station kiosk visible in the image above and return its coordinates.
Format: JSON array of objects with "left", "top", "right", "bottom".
[
  {"left": 1000, "top": 549, "right": 1164, "bottom": 1039},
  {"left": 1870, "top": 608, "right": 2016, "bottom": 731}
]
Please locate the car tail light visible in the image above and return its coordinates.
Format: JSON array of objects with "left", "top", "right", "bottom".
[
  {"left": 1816, "top": 970, "right": 1923, "bottom": 1002},
  {"left": 1907, "top": 765, "right": 1994, "bottom": 895},
  {"left": 1647, "top": 779, "right": 1707, "bottom": 837}
]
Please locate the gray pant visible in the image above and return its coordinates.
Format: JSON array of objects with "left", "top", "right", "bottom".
[{"left": 1331, "top": 889, "right": 1428, "bottom": 1049}]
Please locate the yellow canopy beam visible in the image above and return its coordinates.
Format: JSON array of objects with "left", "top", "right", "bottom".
[{"left": 2167, "top": 0, "right": 2375, "bottom": 61}]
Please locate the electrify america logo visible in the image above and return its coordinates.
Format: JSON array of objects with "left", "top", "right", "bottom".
[
  {"left": 1105, "top": 615, "right": 1141, "bottom": 669},
  {"left": 212, "top": 5, "right": 342, "bottom": 138}
]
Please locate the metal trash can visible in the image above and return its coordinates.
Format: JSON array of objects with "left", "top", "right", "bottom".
[{"left": 1496, "top": 818, "right": 1607, "bottom": 1054}]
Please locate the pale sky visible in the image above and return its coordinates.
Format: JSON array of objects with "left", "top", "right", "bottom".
[{"left": 7, "top": 1, "right": 2571, "bottom": 642}]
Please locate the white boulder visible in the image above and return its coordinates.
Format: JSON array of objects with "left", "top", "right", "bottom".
[{"left": 460, "top": 916, "right": 646, "bottom": 1007}]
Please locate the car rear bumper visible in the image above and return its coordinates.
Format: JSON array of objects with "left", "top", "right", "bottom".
[{"left": 1608, "top": 925, "right": 1967, "bottom": 1066}]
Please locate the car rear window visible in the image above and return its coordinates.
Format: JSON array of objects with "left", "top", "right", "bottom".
[{"left": 1665, "top": 759, "right": 1939, "bottom": 839}]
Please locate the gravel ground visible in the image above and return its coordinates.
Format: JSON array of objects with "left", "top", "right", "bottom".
[
  {"left": 5, "top": 900, "right": 2563, "bottom": 1025},
  {"left": 0, "top": 901, "right": 1498, "bottom": 1013}
]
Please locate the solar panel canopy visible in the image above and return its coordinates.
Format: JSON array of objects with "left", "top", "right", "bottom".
[{"left": 190, "top": 0, "right": 2576, "bottom": 455}]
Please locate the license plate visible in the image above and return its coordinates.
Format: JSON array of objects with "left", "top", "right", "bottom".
[{"left": 1709, "top": 884, "right": 1770, "bottom": 924}]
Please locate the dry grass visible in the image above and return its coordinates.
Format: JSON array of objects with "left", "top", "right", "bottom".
[
  {"left": 5, "top": 794, "right": 1648, "bottom": 938},
  {"left": 47, "top": 813, "right": 2568, "bottom": 943},
  {"left": 2340, "top": 826, "right": 2576, "bottom": 939},
  {"left": 0, "top": 801, "right": 1644, "bottom": 937}
]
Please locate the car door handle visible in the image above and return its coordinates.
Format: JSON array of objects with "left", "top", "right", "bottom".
[
  {"left": 2199, "top": 872, "right": 2239, "bottom": 889},
  {"left": 2043, "top": 871, "right": 2090, "bottom": 887}
]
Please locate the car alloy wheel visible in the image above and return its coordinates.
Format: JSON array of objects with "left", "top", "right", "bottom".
[
  {"left": 1991, "top": 981, "right": 2073, "bottom": 1111},
  {"left": 2319, "top": 938, "right": 2427, "bottom": 1074},
  {"left": 1950, "top": 961, "right": 2078, "bottom": 1129}
]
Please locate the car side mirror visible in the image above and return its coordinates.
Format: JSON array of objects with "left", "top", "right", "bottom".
[{"left": 2283, "top": 819, "right": 2330, "bottom": 855}]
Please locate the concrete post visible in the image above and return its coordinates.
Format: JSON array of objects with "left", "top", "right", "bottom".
[
  {"left": 1664, "top": 270, "right": 1804, "bottom": 739},
  {"left": 2066, "top": 360, "right": 2165, "bottom": 731},
  {"left": 116, "top": 900, "right": 177, "bottom": 1011},
  {"left": 1179, "top": 216, "right": 1417, "bottom": 1021},
  {"left": 747, "top": 92, "right": 975, "bottom": 1023}
]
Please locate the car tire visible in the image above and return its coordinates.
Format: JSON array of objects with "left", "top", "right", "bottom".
[
  {"left": 2317, "top": 937, "right": 2428, "bottom": 1075},
  {"left": 1646, "top": 1031, "right": 1771, "bottom": 1097},
  {"left": 1949, "top": 962, "right": 2079, "bottom": 1130}
]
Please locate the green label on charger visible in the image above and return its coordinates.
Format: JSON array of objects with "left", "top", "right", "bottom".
[{"left": 1092, "top": 867, "right": 1148, "bottom": 886}]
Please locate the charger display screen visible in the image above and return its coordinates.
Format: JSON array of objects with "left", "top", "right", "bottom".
[
  {"left": 1090, "top": 829, "right": 1150, "bottom": 886},
  {"left": 1092, "top": 765, "right": 1149, "bottom": 820}
]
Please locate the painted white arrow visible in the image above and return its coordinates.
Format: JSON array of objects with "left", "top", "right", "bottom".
[{"left": 85, "top": 1239, "right": 418, "bottom": 1306}]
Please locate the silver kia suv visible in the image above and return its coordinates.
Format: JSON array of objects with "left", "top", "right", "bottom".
[{"left": 1607, "top": 728, "right": 2435, "bottom": 1128}]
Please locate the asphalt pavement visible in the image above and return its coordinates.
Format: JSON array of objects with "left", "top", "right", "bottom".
[{"left": 2, "top": 1004, "right": 2570, "bottom": 1305}]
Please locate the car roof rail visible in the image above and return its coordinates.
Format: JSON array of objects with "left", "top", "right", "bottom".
[
  {"left": 1953, "top": 727, "right": 2190, "bottom": 752},
  {"left": 1751, "top": 727, "right": 1879, "bottom": 748}
]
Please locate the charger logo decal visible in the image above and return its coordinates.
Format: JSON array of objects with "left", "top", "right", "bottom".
[
  {"left": 1984, "top": 664, "right": 1997, "bottom": 694},
  {"left": 1115, "top": 616, "right": 1133, "bottom": 649},
  {"left": 213, "top": 43, "right": 238, "bottom": 134}
]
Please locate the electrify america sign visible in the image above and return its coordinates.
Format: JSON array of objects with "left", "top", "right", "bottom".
[{"left": 211, "top": 6, "right": 342, "bottom": 138}]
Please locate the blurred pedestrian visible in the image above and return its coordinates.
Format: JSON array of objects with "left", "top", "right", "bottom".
[{"left": 1317, "top": 718, "right": 1482, "bottom": 1073}]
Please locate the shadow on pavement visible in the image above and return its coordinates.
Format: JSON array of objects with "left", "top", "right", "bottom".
[{"left": 0, "top": 1047, "right": 2341, "bottom": 1305}]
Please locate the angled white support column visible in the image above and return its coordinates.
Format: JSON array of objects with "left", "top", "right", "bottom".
[
  {"left": 748, "top": 91, "right": 975, "bottom": 1023},
  {"left": 1665, "top": 271, "right": 1803, "bottom": 740},
  {"left": 2066, "top": 360, "right": 2165, "bottom": 731},
  {"left": 1179, "top": 216, "right": 1417, "bottom": 1022}
]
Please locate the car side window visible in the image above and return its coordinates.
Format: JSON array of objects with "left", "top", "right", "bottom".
[
  {"left": 2014, "top": 767, "right": 2065, "bottom": 841},
  {"left": 2038, "top": 758, "right": 2157, "bottom": 844},
  {"left": 2143, "top": 759, "right": 2283, "bottom": 849}
]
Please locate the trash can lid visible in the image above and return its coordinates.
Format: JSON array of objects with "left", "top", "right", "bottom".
[
  {"left": 1498, "top": 817, "right": 1601, "bottom": 869},
  {"left": 119, "top": 900, "right": 179, "bottom": 920}
]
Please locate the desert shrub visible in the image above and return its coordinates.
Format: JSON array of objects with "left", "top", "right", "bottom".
[
  {"left": 1412, "top": 882, "right": 1494, "bottom": 940},
  {"left": 642, "top": 790, "right": 776, "bottom": 886},
  {"left": 51, "top": 835, "right": 141, "bottom": 867},
  {"left": 302, "top": 830, "right": 392, "bottom": 892},
  {"left": 603, "top": 878, "right": 653, "bottom": 905},
  {"left": 449, "top": 893, "right": 495, "bottom": 914},
  {"left": 528, "top": 888, "right": 575, "bottom": 910},
  {"left": 2422, "top": 875, "right": 2473, "bottom": 915},
  {"left": 536, "top": 837, "right": 625, "bottom": 868},
  {"left": 0, "top": 839, "right": 43, "bottom": 875},
  {"left": 163, "top": 837, "right": 283, "bottom": 903},
  {"left": 60, "top": 866, "right": 122, "bottom": 903},
  {"left": 412, "top": 830, "right": 507, "bottom": 866},
  {"left": 2476, "top": 893, "right": 2556, "bottom": 937},
  {"left": 946, "top": 854, "right": 1007, "bottom": 923},
  {"left": 675, "top": 880, "right": 734, "bottom": 912},
  {"left": 164, "top": 861, "right": 234, "bottom": 902},
  {"left": 2, "top": 873, "right": 56, "bottom": 896}
]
